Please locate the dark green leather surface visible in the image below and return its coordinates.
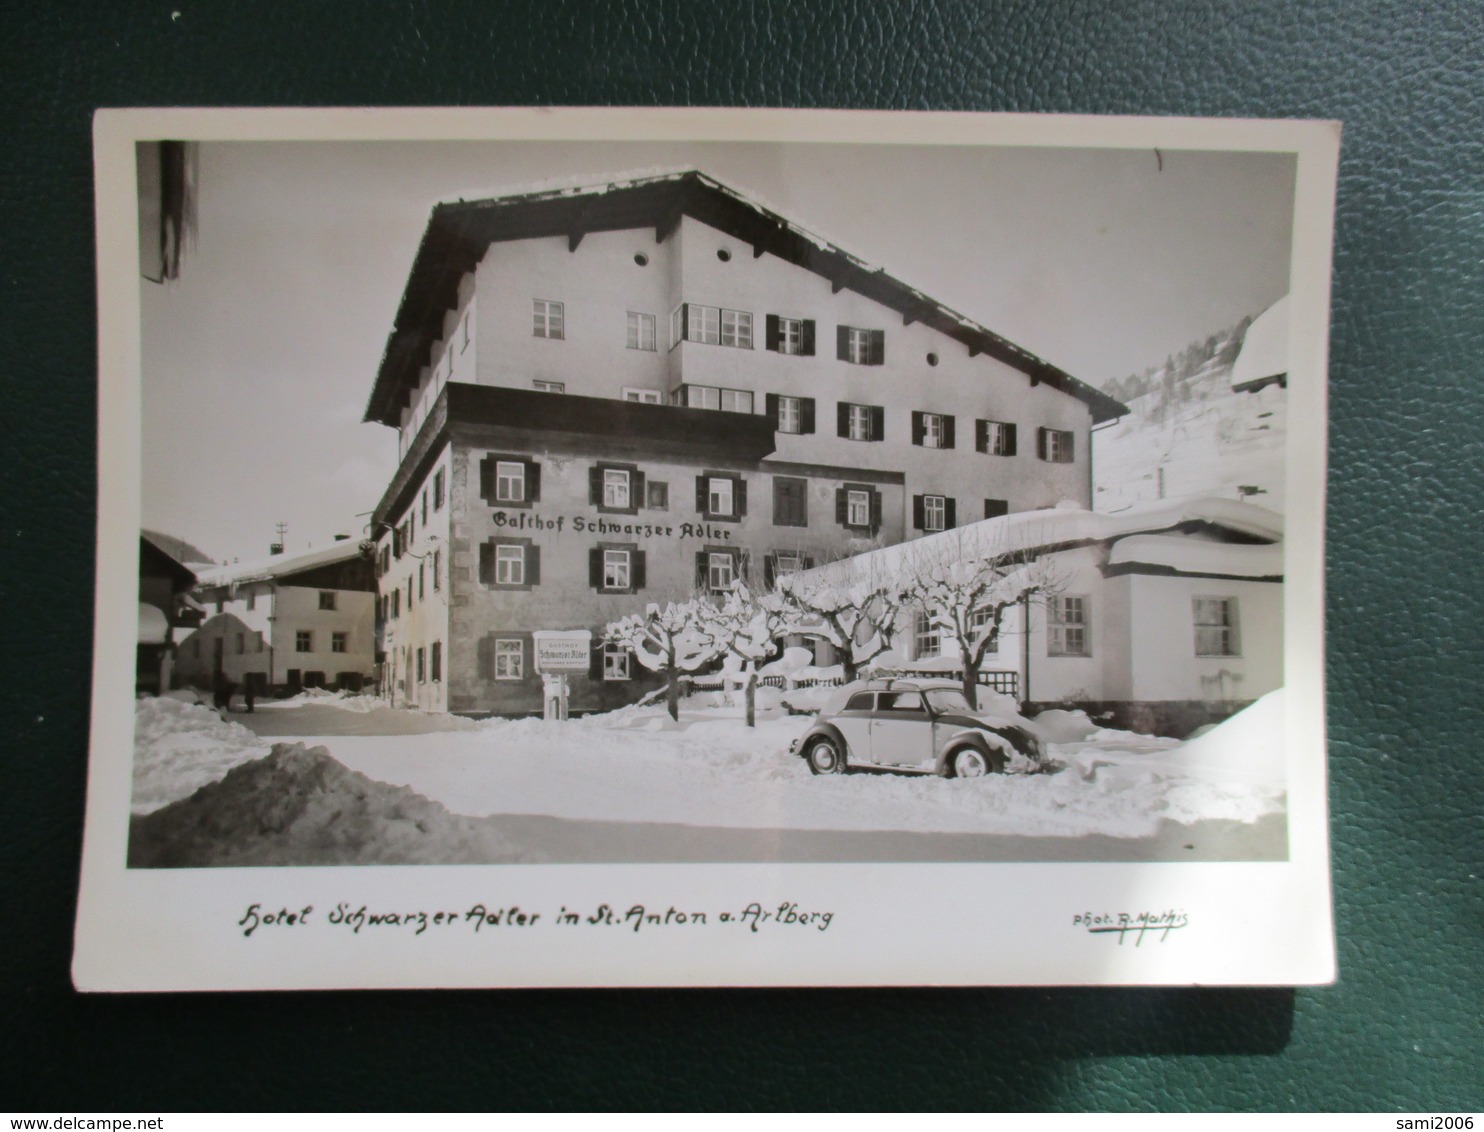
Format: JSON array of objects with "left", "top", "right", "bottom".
[{"left": 3, "top": 0, "right": 1480, "bottom": 1112}]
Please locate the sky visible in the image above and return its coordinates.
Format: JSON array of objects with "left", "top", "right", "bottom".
[{"left": 139, "top": 138, "right": 1296, "bottom": 565}]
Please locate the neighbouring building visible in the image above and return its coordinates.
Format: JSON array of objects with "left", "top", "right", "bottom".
[
  {"left": 1231, "top": 295, "right": 1289, "bottom": 394},
  {"left": 362, "top": 170, "right": 1127, "bottom": 716},
  {"left": 137, "top": 533, "right": 201, "bottom": 696},
  {"left": 174, "top": 540, "right": 377, "bottom": 696}
]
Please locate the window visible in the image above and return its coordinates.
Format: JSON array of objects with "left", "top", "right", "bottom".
[
  {"left": 480, "top": 455, "right": 541, "bottom": 507},
  {"left": 623, "top": 387, "right": 662, "bottom": 404},
  {"left": 976, "top": 419, "right": 1018, "bottom": 457},
  {"left": 432, "top": 549, "right": 441, "bottom": 592},
  {"left": 431, "top": 641, "right": 442, "bottom": 681},
  {"left": 296, "top": 630, "right": 312, "bottom": 653},
  {"left": 837, "top": 401, "right": 884, "bottom": 442},
  {"left": 969, "top": 607, "right": 998, "bottom": 654},
  {"left": 696, "top": 473, "right": 746, "bottom": 520},
  {"left": 692, "top": 304, "right": 719, "bottom": 344},
  {"left": 837, "top": 485, "right": 880, "bottom": 532},
  {"left": 720, "top": 309, "right": 753, "bottom": 349},
  {"left": 416, "top": 648, "right": 425, "bottom": 684},
  {"left": 626, "top": 311, "right": 656, "bottom": 351},
  {"left": 914, "top": 610, "right": 941, "bottom": 659},
  {"left": 246, "top": 589, "right": 256, "bottom": 611},
  {"left": 421, "top": 488, "right": 428, "bottom": 526},
  {"left": 984, "top": 498, "right": 1010, "bottom": 520},
  {"left": 837, "top": 325, "right": 885, "bottom": 365},
  {"left": 777, "top": 395, "right": 800, "bottom": 434},
  {"left": 603, "top": 549, "right": 630, "bottom": 590},
  {"left": 913, "top": 494, "right": 956, "bottom": 532},
  {"left": 765, "top": 315, "right": 815, "bottom": 356},
  {"left": 603, "top": 643, "right": 631, "bottom": 681},
  {"left": 479, "top": 539, "right": 540, "bottom": 590},
  {"left": 912, "top": 411, "right": 956, "bottom": 449},
  {"left": 391, "top": 589, "right": 400, "bottom": 619},
  {"left": 706, "top": 551, "right": 736, "bottom": 592},
  {"left": 671, "top": 303, "right": 753, "bottom": 349},
  {"left": 766, "top": 393, "right": 815, "bottom": 435},
  {"left": 418, "top": 562, "right": 425, "bottom": 600},
  {"left": 646, "top": 480, "right": 669, "bottom": 510},
  {"left": 590, "top": 463, "right": 643, "bottom": 514},
  {"left": 604, "top": 468, "right": 631, "bottom": 509},
  {"left": 1048, "top": 595, "right": 1090, "bottom": 657},
  {"left": 433, "top": 468, "right": 446, "bottom": 510},
  {"left": 1194, "top": 597, "right": 1240, "bottom": 657},
  {"left": 590, "top": 544, "right": 645, "bottom": 594},
  {"left": 332, "top": 631, "right": 347, "bottom": 654},
  {"left": 773, "top": 476, "right": 808, "bottom": 527},
  {"left": 532, "top": 299, "right": 564, "bottom": 339},
  {"left": 672, "top": 384, "right": 754, "bottom": 414},
  {"left": 532, "top": 380, "right": 566, "bottom": 393},
  {"left": 1038, "top": 427, "right": 1075, "bottom": 464},
  {"left": 764, "top": 550, "right": 814, "bottom": 588},
  {"left": 494, "top": 639, "right": 523, "bottom": 680}
]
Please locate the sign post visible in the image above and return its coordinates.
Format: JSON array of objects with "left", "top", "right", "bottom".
[{"left": 532, "top": 629, "right": 592, "bottom": 721}]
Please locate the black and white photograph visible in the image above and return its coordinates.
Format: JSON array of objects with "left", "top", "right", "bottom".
[{"left": 80, "top": 108, "right": 1338, "bottom": 990}]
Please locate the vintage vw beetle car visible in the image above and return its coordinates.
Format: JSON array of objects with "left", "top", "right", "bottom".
[{"left": 788, "top": 678, "right": 1043, "bottom": 777}]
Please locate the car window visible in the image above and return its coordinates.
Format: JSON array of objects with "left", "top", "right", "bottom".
[
  {"left": 844, "top": 692, "right": 875, "bottom": 712},
  {"left": 878, "top": 691, "right": 924, "bottom": 713},
  {"left": 923, "top": 688, "right": 974, "bottom": 713}
]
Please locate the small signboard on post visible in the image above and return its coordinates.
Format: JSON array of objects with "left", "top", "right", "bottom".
[{"left": 532, "top": 630, "right": 592, "bottom": 721}]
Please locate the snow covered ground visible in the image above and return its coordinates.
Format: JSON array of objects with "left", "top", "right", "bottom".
[{"left": 132, "top": 692, "right": 1287, "bottom": 843}]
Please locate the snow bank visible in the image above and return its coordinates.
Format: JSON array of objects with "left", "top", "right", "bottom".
[
  {"left": 1030, "top": 709, "right": 1099, "bottom": 743},
  {"left": 132, "top": 697, "right": 269, "bottom": 815},
  {"left": 261, "top": 689, "right": 385, "bottom": 713},
  {"left": 128, "top": 743, "right": 540, "bottom": 868}
]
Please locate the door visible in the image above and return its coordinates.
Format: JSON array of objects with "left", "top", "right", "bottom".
[
  {"left": 832, "top": 690, "right": 876, "bottom": 764},
  {"left": 869, "top": 690, "right": 934, "bottom": 768}
]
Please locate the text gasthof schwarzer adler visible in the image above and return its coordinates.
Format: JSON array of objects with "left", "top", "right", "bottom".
[{"left": 237, "top": 901, "right": 834, "bottom": 938}]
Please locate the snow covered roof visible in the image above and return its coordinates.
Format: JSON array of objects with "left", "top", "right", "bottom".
[
  {"left": 1231, "top": 295, "right": 1289, "bottom": 392},
  {"left": 195, "top": 540, "right": 366, "bottom": 588},
  {"left": 1106, "top": 535, "right": 1283, "bottom": 579},
  {"left": 364, "top": 170, "right": 1128, "bottom": 428},
  {"left": 793, "top": 496, "right": 1283, "bottom": 586}
]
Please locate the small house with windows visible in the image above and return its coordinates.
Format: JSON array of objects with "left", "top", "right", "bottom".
[
  {"left": 363, "top": 170, "right": 1128, "bottom": 716},
  {"left": 174, "top": 539, "right": 376, "bottom": 697}
]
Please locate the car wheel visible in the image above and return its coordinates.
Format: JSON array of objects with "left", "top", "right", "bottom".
[
  {"left": 806, "top": 737, "right": 847, "bottom": 775},
  {"left": 949, "top": 744, "right": 1003, "bottom": 778}
]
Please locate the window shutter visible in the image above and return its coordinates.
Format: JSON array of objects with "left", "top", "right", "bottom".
[
  {"left": 870, "top": 330, "right": 885, "bottom": 365},
  {"left": 477, "top": 635, "right": 494, "bottom": 680},
  {"left": 680, "top": 303, "right": 690, "bottom": 342},
  {"left": 735, "top": 477, "right": 748, "bottom": 516},
  {"left": 912, "top": 495, "right": 925, "bottom": 531},
  {"left": 589, "top": 465, "right": 603, "bottom": 504},
  {"left": 869, "top": 405, "right": 885, "bottom": 441},
  {"left": 1065, "top": 432, "right": 1075, "bottom": 462},
  {"left": 479, "top": 542, "right": 494, "bottom": 586},
  {"left": 765, "top": 393, "right": 780, "bottom": 428},
  {"left": 836, "top": 402, "right": 850, "bottom": 438},
  {"left": 942, "top": 415, "right": 956, "bottom": 449},
  {"left": 944, "top": 498, "right": 957, "bottom": 529},
  {"left": 737, "top": 549, "right": 750, "bottom": 586},
  {"left": 589, "top": 643, "right": 605, "bottom": 680},
  {"left": 763, "top": 553, "right": 777, "bottom": 590},
  {"left": 696, "top": 475, "right": 708, "bottom": 514},
  {"left": 804, "top": 555, "right": 816, "bottom": 569},
  {"left": 801, "top": 320, "right": 816, "bottom": 356},
  {"left": 696, "top": 552, "right": 707, "bottom": 590},
  {"left": 836, "top": 488, "right": 848, "bottom": 525},
  {"left": 632, "top": 470, "right": 646, "bottom": 507},
  {"left": 589, "top": 548, "right": 602, "bottom": 589},
  {"left": 800, "top": 397, "right": 816, "bottom": 434},
  {"left": 868, "top": 490, "right": 882, "bottom": 531},
  {"left": 480, "top": 457, "right": 494, "bottom": 502},
  {"left": 984, "top": 498, "right": 1009, "bottom": 520},
  {"left": 1037, "top": 427, "right": 1048, "bottom": 460},
  {"left": 911, "top": 411, "right": 925, "bottom": 446},
  {"left": 1005, "top": 423, "right": 1018, "bottom": 457},
  {"left": 975, "top": 419, "right": 988, "bottom": 454},
  {"left": 527, "top": 461, "right": 542, "bottom": 502},
  {"left": 836, "top": 325, "right": 849, "bottom": 361},
  {"left": 527, "top": 546, "right": 541, "bottom": 586},
  {"left": 765, "top": 314, "right": 780, "bottom": 352},
  {"left": 633, "top": 551, "right": 646, "bottom": 591}
]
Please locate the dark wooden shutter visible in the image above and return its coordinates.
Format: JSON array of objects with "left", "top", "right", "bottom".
[
  {"left": 589, "top": 548, "right": 602, "bottom": 589},
  {"left": 695, "top": 552, "right": 707, "bottom": 590},
  {"left": 765, "top": 393, "right": 780, "bottom": 428},
  {"left": 944, "top": 498, "right": 957, "bottom": 529},
  {"left": 1037, "top": 427, "right": 1048, "bottom": 460},
  {"left": 870, "top": 329, "right": 885, "bottom": 365},
  {"left": 836, "top": 325, "right": 849, "bottom": 360},
  {"left": 633, "top": 551, "right": 646, "bottom": 591},
  {"left": 680, "top": 303, "right": 689, "bottom": 341},
  {"left": 1064, "top": 432, "right": 1075, "bottom": 462},
  {"left": 912, "top": 495, "right": 925, "bottom": 531},
  {"left": 477, "top": 635, "right": 494, "bottom": 680},
  {"left": 527, "top": 545, "right": 541, "bottom": 585},
  {"left": 836, "top": 488, "right": 848, "bottom": 525},
  {"left": 765, "top": 314, "right": 780, "bottom": 352},
  {"left": 975, "top": 419, "right": 988, "bottom": 453},
  {"left": 869, "top": 405, "right": 885, "bottom": 441},
  {"left": 763, "top": 553, "right": 777, "bottom": 589},
  {"left": 696, "top": 475, "right": 709, "bottom": 514},
  {"left": 1004, "top": 423, "right": 1018, "bottom": 457},
  {"left": 836, "top": 402, "right": 850, "bottom": 437},
  {"left": 984, "top": 498, "right": 1009, "bottom": 520},
  {"left": 479, "top": 542, "right": 494, "bottom": 585},
  {"left": 589, "top": 465, "right": 603, "bottom": 504},
  {"left": 804, "top": 555, "right": 816, "bottom": 569},
  {"left": 800, "top": 397, "right": 816, "bottom": 434},
  {"left": 735, "top": 477, "right": 748, "bottom": 516},
  {"left": 868, "top": 490, "right": 882, "bottom": 532},
  {"left": 527, "top": 461, "right": 542, "bottom": 502},
  {"left": 801, "top": 320, "right": 816, "bottom": 356},
  {"left": 589, "top": 642, "right": 605, "bottom": 680},
  {"left": 480, "top": 457, "right": 494, "bottom": 502},
  {"left": 737, "top": 549, "right": 750, "bottom": 586},
  {"left": 911, "top": 411, "right": 925, "bottom": 446},
  {"left": 942, "top": 415, "right": 956, "bottom": 449},
  {"left": 632, "top": 470, "right": 646, "bottom": 509}
]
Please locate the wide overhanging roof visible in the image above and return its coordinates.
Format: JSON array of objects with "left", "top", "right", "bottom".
[{"left": 363, "top": 170, "right": 1128, "bottom": 427}]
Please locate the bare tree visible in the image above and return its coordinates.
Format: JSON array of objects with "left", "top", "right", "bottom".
[
  {"left": 775, "top": 556, "right": 910, "bottom": 682},
  {"left": 694, "top": 584, "right": 790, "bottom": 728},
  {"left": 604, "top": 599, "right": 722, "bottom": 722}
]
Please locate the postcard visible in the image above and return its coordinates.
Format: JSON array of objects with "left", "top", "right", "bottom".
[{"left": 77, "top": 107, "right": 1339, "bottom": 989}]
